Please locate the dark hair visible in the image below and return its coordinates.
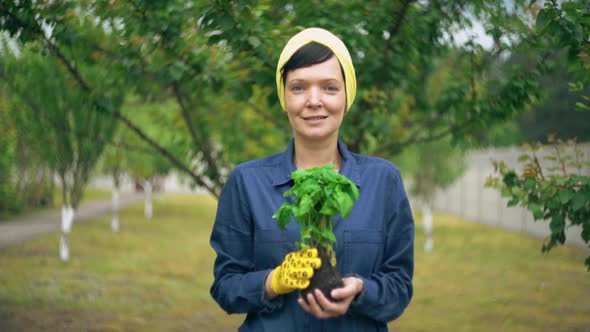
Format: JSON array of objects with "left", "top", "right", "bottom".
[{"left": 281, "top": 42, "right": 344, "bottom": 86}]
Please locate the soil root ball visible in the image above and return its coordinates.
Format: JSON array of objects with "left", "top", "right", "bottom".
[{"left": 301, "top": 246, "right": 343, "bottom": 303}]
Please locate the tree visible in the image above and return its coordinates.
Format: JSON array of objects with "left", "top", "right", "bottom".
[
  {"left": 396, "top": 139, "right": 467, "bottom": 252},
  {"left": 517, "top": 52, "right": 590, "bottom": 143},
  {"left": 476, "top": 49, "right": 590, "bottom": 147},
  {"left": 486, "top": 138, "right": 590, "bottom": 270},
  {"left": 486, "top": 0, "right": 590, "bottom": 270},
  {"left": 0, "top": 36, "right": 54, "bottom": 217},
  {"left": 0, "top": 74, "right": 17, "bottom": 216},
  {"left": 3, "top": 46, "right": 122, "bottom": 261},
  {"left": 0, "top": 0, "right": 582, "bottom": 198},
  {"left": 95, "top": 134, "right": 129, "bottom": 232},
  {"left": 127, "top": 144, "right": 173, "bottom": 220}
]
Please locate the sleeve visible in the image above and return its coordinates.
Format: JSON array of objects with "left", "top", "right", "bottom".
[
  {"left": 209, "top": 169, "right": 285, "bottom": 314},
  {"left": 348, "top": 169, "right": 414, "bottom": 322}
]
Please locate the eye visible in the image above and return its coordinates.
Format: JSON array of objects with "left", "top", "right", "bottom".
[
  {"left": 289, "top": 84, "right": 304, "bottom": 93},
  {"left": 324, "top": 85, "right": 339, "bottom": 94}
]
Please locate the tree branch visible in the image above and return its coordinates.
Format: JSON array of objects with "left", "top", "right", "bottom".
[
  {"left": 382, "top": 0, "right": 416, "bottom": 61},
  {"left": 245, "top": 100, "right": 289, "bottom": 131},
  {"left": 173, "top": 83, "right": 224, "bottom": 193},
  {"left": 3, "top": 7, "right": 221, "bottom": 197},
  {"left": 375, "top": 116, "right": 477, "bottom": 156}
]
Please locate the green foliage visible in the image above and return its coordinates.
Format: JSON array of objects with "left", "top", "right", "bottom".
[
  {"left": 119, "top": 97, "right": 176, "bottom": 181},
  {"left": 2, "top": 45, "right": 122, "bottom": 209},
  {"left": 0, "top": 45, "right": 54, "bottom": 217},
  {"left": 486, "top": 137, "right": 590, "bottom": 270},
  {"left": 0, "top": 84, "right": 18, "bottom": 214},
  {"left": 397, "top": 139, "right": 467, "bottom": 203},
  {"left": 485, "top": 0, "right": 590, "bottom": 270},
  {"left": 202, "top": 0, "right": 554, "bottom": 155},
  {"left": 476, "top": 1, "right": 590, "bottom": 147},
  {"left": 1, "top": 0, "right": 587, "bottom": 199},
  {"left": 273, "top": 165, "right": 359, "bottom": 252},
  {"left": 534, "top": 0, "right": 590, "bottom": 111},
  {"left": 518, "top": 53, "right": 590, "bottom": 143},
  {"left": 0, "top": 107, "right": 54, "bottom": 218}
]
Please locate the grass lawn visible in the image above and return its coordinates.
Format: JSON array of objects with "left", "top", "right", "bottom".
[{"left": 0, "top": 194, "right": 588, "bottom": 331}]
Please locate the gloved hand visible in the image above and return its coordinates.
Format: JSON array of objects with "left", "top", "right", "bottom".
[{"left": 270, "top": 248, "right": 322, "bottom": 295}]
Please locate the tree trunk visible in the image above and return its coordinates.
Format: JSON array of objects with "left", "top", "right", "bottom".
[
  {"left": 112, "top": 186, "right": 120, "bottom": 232},
  {"left": 422, "top": 201, "right": 433, "bottom": 253},
  {"left": 144, "top": 180, "right": 152, "bottom": 219},
  {"left": 60, "top": 205, "right": 74, "bottom": 261}
]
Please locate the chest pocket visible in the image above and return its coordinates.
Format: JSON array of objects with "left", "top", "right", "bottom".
[
  {"left": 253, "top": 229, "right": 285, "bottom": 269},
  {"left": 340, "top": 229, "right": 383, "bottom": 276},
  {"left": 253, "top": 229, "right": 300, "bottom": 269}
]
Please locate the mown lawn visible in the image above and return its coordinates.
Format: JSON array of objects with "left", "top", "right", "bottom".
[{"left": 0, "top": 194, "right": 588, "bottom": 331}]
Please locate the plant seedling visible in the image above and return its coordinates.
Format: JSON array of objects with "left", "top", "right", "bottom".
[{"left": 273, "top": 164, "right": 360, "bottom": 300}]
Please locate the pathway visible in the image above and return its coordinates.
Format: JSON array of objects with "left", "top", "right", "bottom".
[{"left": 0, "top": 193, "right": 144, "bottom": 249}]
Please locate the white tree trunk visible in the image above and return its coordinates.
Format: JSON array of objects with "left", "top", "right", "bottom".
[
  {"left": 111, "top": 188, "right": 120, "bottom": 232},
  {"left": 144, "top": 180, "right": 153, "bottom": 219},
  {"left": 59, "top": 234, "right": 69, "bottom": 261},
  {"left": 422, "top": 202, "right": 434, "bottom": 253},
  {"left": 60, "top": 206, "right": 75, "bottom": 261}
]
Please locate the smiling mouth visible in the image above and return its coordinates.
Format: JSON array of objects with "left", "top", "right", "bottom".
[{"left": 303, "top": 115, "right": 328, "bottom": 120}]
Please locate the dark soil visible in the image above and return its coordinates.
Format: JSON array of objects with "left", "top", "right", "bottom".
[{"left": 301, "top": 246, "right": 343, "bottom": 303}]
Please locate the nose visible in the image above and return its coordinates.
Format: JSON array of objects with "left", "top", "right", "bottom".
[{"left": 306, "top": 87, "right": 322, "bottom": 108}]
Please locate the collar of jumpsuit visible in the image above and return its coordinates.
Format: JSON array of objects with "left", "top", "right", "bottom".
[{"left": 271, "top": 138, "right": 361, "bottom": 188}]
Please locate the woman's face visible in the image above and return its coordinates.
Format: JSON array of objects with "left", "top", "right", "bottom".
[{"left": 284, "top": 56, "right": 346, "bottom": 143}]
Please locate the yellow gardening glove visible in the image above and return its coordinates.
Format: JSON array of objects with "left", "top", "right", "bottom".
[{"left": 270, "top": 248, "right": 322, "bottom": 295}]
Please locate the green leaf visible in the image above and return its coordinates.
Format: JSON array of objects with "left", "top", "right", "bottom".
[
  {"left": 322, "top": 228, "right": 336, "bottom": 244},
  {"left": 169, "top": 61, "right": 189, "bottom": 81},
  {"left": 272, "top": 204, "right": 292, "bottom": 230},
  {"left": 581, "top": 224, "right": 590, "bottom": 242},
  {"left": 273, "top": 164, "right": 359, "bottom": 247},
  {"left": 536, "top": 9, "right": 552, "bottom": 31},
  {"left": 507, "top": 197, "right": 520, "bottom": 207},
  {"left": 549, "top": 215, "right": 564, "bottom": 233},
  {"left": 571, "top": 191, "right": 589, "bottom": 211},
  {"left": 301, "top": 229, "right": 312, "bottom": 242},
  {"left": 298, "top": 195, "right": 313, "bottom": 216},
  {"left": 503, "top": 171, "right": 518, "bottom": 187},
  {"left": 558, "top": 189, "right": 575, "bottom": 204},
  {"left": 219, "top": 15, "right": 234, "bottom": 31},
  {"left": 319, "top": 200, "right": 338, "bottom": 216},
  {"left": 207, "top": 33, "right": 224, "bottom": 45},
  {"left": 530, "top": 204, "right": 544, "bottom": 220},
  {"left": 247, "top": 36, "right": 261, "bottom": 48},
  {"left": 334, "top": 191, "right": 353, "bottom": 216},
  {"left": 524, "top": 178, "right": 536, "bottom": 190}
]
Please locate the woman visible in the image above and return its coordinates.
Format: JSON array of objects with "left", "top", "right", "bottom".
[{"left": 210, "top": 27, "right": 414, "bottom": 331}]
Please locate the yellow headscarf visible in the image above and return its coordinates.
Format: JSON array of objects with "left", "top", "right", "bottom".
[{"left": 276, "top": 27, "right": 357, "bottom": 112}]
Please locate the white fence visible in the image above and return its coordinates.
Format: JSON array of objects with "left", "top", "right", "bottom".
[{"left": 430, "top": 144, "right": 590, "bottom": 252}]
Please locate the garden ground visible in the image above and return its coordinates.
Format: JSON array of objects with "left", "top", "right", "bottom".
[{"left": 0, "top": 194, "right": 588, "bottom": 331}]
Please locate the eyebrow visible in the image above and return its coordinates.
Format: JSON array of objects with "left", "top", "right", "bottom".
[{"left": 287, "top": 78, "right": 341, "bottom": 84}]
